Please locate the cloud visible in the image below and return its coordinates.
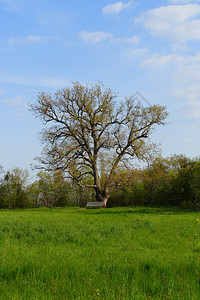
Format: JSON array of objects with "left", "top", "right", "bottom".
[
  {"left": 170, "top": 62, "right": 200, "bottom": 118},
  {"left": 103, "top": 1, "right": 132, "bottom": 15},
  {"left": 187, "top": 102, "right": 200, "bottom": 118},
  {"left": 7, "top": 35, "right": 58, "bottom": 47},
  {"left": 0, "top": 72, "right": 70, "bottom": 88},
  {"left": 79, "top": 31, "right": 114, "bottom": 45},
  {"left": 7, "top": 37, "right": 17, "bottom": 45},
  {"left": 143, "top": 53, "right": 176, "bottom": 66},
  {"left": 125, "top": 48, "right": 149, "bottom": 57},
  {"left": 140, "top": 50, "right": 200, "bottom": 118},
  {"left": 110, "top": 35, "right": 140, "bottom": 44},
  {"left": 172, "top": 85, "right": 200, "bottom": 118},
  {"left": 1, "top": 96, "right": 26, "bottom": 106},
  {"left": 143, "top": 52, "right": 200, "bottom": 66},
  {"left": 174, "top": 64, "right": 200, "bottom": 84},
  {"left": 79, "top": 31, "right": 140, "bottom": 46},
  {"left": 137, "top": 4, "right": 200, "bottom": 43},
  {"left": 34, "top": 10, "right": 72, "bottom": 29},
  {"left": 170, "top": 0, "right": 200, "bottom": 3},
  {"left": 21, "top": 35, "right": 49, "bottom": 43},
  {"left": 0, "top": 0, "right": 21, "bottom": 12},
  {"left": 39, "top": 77, "right": 70, "bottom": 89}
]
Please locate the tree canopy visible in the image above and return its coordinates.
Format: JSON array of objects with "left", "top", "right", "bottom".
[{"left": 30, "top": 81, "right": 168, "bottom": 207}]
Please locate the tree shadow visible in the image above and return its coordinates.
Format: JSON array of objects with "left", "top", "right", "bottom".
[{"left": 77, "top": 205, "right": 200, "bottom": 216}]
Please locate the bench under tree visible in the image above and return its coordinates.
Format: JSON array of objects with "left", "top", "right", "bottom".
[{"left": 86, "top": 202, "right": 102, "bottom": 208}]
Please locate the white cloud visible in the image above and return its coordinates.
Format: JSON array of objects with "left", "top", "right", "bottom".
[
  {"left": 170, "top": 63, "right": 200, "bottom": 118},
  {"left": 137, "top": 4, "right": 200, "bottom": 43},
  {"left": 187, "top": 102, "right": 200, "bottom": 118},
  {"left": 21, "top": 35, "right": 48, "bottom": 43},
  {"left": 35, "top": 10, "right": 72, "bottom": 29},
  {"left": 143, "top": 52, "right": 200, "bottom": 66},
  {"left": 176, "top": 53, "right": 200, "bottom": 64},
  {"left": 172, "top": 85, "right": 200, "bottom": 118},
  {"left": 143, "top": 53, "right": 176, "bottom": 66},
  {"left": 8, "top": 37, "right": 17, "bottom": 45},
  {"left": 170, "top": 0, "right": 200, "bottom": 3},
  {"left": 79, "top": 31, "right": 140, "bottom": 46},
  {"left": 125, "top": 36, "right": 140, "bottom": 43},
  {"left": 1, "top": 96, "right": 26, "bottom": 106},
  {"left": 125, "top": 48, "right": 149, "bottom": 56},
  {"left": 79, "top": 31, "right": 113, "bottom": 45},
  {"left": 174, "top": 64, "right": 200, "bottom": 84},
  {"left": 110, "top": 35, "right": 140, "bottom": 44},
  {"left": 39, "top": 77, "right": 70, "bottom": 88},
  {"left": 0, "top": 72, "right": 70, "bottom": 88},
  {"left": 1, "top": 0, "right": 21, "bottom": 12},
  {"left": 140, "top": 51, "right": 200, "bottom": 118},
  {"left": 7, "top": 35, "right": 58, "bottom": 48},
  {"left": 103, "top": 1, "right": 132, "bottom": 15}
]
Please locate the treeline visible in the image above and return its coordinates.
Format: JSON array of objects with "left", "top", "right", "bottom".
[
  {"left": 109, "top": 154, "right": 200, "bottom": 208},
  {"left": 0, "top": 154, "right": 200, "bottom": 209}
]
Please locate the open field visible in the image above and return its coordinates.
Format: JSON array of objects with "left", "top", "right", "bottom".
[{"left": 0, "top": 206, "right": 200, "bottom": 299}]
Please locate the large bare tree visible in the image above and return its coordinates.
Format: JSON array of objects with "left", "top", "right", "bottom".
[{"left": 30, "top": 82, "right": 168, "bottom": 207}]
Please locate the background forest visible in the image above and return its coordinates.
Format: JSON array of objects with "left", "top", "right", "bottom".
[{"left": 1, "top": 154, "right": 200, "bottom": 209}]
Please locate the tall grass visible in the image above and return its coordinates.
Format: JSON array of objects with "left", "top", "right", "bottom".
[{"left": 0, "top": 206, "right": 200, "bottom": 299}]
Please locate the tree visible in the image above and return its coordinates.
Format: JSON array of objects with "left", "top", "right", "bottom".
[
  {"left": 0, "top": 168, "right": 30, "bottom": 209},
  {"left": 142, "top": 157, "right": 173, "bottom": 205},
  {"left": 30, "top": 170, "right": 71, "bottom": 208},
  {"left": 169, "top": 155, "right": 200, "bottom": 207},
  {"left": 30, "top": 81, "right": 168, "bottom": 207}
]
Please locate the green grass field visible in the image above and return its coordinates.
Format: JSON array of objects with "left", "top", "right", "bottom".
[{"left": 0, "top": 206, "right": 200, "bottom": 299}]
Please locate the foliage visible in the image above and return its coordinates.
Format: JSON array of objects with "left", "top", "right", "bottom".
[
  {"left": 29, "top": 81, "right": 168, "bottom": 206},
  {"left": 107, "top": 155, "right": 200, "bottom": 208},
  {"left": 27, "top": 171, "right": 83, "bottom": 208},
  {"left": 1, "top": 155, "right": 200, "bottom": 209},
  {"left": 0, "top": 168, "right": 30, "bottom": 209},
  {"left": 169, "top": 155, "right": 200, "bottom": 207}
]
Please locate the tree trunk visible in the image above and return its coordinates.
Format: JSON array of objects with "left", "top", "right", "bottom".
[
  {"left": 95, "top": 187, "right": 109, "bottom": 208},
  {"left": 102, "top": 195, "right": 109, "bottom": 208}
]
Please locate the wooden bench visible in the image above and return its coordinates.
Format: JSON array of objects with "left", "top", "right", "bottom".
[{"left": 86, "top": 202, "right": 102, "bottom": 208}]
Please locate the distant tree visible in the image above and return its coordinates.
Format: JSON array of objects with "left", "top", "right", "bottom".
[
  {"left": 169, "top": 155, "right": 200, "bottom": 207},
  {"left": 0, "top": 165, "right": 4, "bottom": 197},
  {"left": 27, "top": 170, "right": 79, "bottom": 208},
  {"left": 108, "top": 167, "right": 144, "bottom": 207},
  {"left": 30, "top": 81, "right": 168, "bottom": 207},
  {"left": 0, "top": 168, "right": 30, "bottom": 208},
  {"left": 142, "top": 157, "right": 173, "bottom": 205},
  {"left": 33, "top": 171, "right": 69, "bottom": 207},
  {"left": 189, "top": 161, "right": 200, "bottom": 205}
]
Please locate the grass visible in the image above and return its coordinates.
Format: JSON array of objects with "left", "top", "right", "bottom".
[{"left": 0, "top": 206, "right": 200, "bottom": 299}]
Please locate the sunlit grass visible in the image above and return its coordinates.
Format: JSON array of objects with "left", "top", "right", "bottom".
[{"left": 0, "top": 206, "right": 200, "bottom": 299}]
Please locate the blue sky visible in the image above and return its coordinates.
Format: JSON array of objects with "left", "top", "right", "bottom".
[{"left": 1, "top": 0, "right": 200, "bottom": 174}]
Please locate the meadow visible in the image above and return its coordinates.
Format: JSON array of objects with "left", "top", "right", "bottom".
[{"left": 0, "top": 206, "right": 200, "bottom": 299}]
